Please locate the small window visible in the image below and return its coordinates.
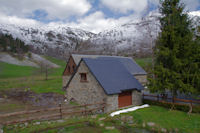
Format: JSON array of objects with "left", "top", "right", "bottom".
[
  {"left": 80, "top": 73, "right": 87, "bottom": 82},
  {"left": 68, "top": 66, "right": 70, "bottom": 73},
  {"left": 72, "top": 65, "right": 75, "bottom": 71}
]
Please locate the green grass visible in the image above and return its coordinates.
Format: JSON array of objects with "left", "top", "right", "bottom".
[
  {"left": 135, "top": 57, "right": 152, "bottom": 68},
  {"left": 0, "top": 62, "right": 37, "bottom": 78},
  {"left": 3, "top": 106, "right": 200, "bottom": 132},
  {"left": 43, "top": 56, "right": 66, "bottom": 67},
  {"left": 43, "top": 56, "right": 66, "bottom": 76},
  {"left": 127, "top": 105, "right": 200, "bottom": 133},
  {"left": 0, "top": 56, "right": 66, "bottom": 94}
]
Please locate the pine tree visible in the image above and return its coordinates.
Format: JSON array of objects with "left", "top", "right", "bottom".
[
  {"left": 0, "top": 33, "right": 29, "bottom": 53},
  {"left": 148, "top": 0, "right": 200, "bottom": 98}
]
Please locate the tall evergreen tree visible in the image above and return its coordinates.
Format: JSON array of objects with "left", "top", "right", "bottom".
[{"left": 148, "top": 0, "right": 200, "bottom": 97}]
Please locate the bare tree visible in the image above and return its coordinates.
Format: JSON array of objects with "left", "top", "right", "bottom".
[{"left": 38, "top": 61, "right": 52, "bottom": 80}]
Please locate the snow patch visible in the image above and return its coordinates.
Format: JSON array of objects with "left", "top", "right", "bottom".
[
  {"left": 31, "top": 53, "right": 59, "bottom": 68},
  {"left": 110, "top": 104, "right": 149, "bottom": 117},
  {"left": 0, "top": 52, "right": 60, "bottom": 68},
  {"left": 0, "top": 53, "right": 38, "bottom": 67}
]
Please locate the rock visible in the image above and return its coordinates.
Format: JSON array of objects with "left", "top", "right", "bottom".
[
  {"left": 175, "top": 128, "right": 179, "bottom": 133},
  {"left": 57, "top": 120, "right": 64, "bottom": 123},
  {"left": 91, "top": 115, "right": 97, "bottom": 119},
  {"left": 19, "top": 124, "right": 24, "bottom": 127},
  {"left": 147, "top": 122, "right": 155, "bottom": 127},
  {"left": 100, "top": 123, "right": 104, "bottom": 127},
  {"left": 0, "top": 98, "right": 4, "bottom": 102},
  {"left": 142, "top": 123, "right": 146, "bottom": 127},
  {"left": 120, "top": 115, "right": 133, "bottom": 123},
  {"left": 0, "top": 125, "right": 3, "bottom": 133},
  {"left": 105, "top": 126, "right": 115, "bottom": 130},
  {"left": 24, "top": 122, "right": 28, "bottom": 127},
  {"left": 161, "top": 128, "right": 167, "bottom": 133},
  {"left": 99, "top": 117, "right": 105, "bottom": 121},
  {"left": 34, "top": 122, "right": 40, "bottom": 125}
]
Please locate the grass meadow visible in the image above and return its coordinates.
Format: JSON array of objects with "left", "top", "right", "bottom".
[{"left": 0, "top": 56, "right": 151, "bottom": 95}]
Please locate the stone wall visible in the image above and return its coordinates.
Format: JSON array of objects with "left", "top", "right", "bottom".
[
  {"left": 105, "top": 94, "right": 118, "bottom": 113},
  {"left": 66, "top": 61, "right": 107, "bottom": 106},
  {"left": 134, "top": 75, "right": 147, "bottom": 86},
  {"left": 132, "top": 90, "right": 142, "bottom": 106},
  {"left": 62, "top": 75, "right": 71, "bottom": 87}
]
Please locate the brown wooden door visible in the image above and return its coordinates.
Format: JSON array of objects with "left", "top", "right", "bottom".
[{"left": 118, "top": 91, "right": 132, "bottom": 108}]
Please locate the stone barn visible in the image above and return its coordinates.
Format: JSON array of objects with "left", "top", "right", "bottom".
[
  {"left": 64, "top": 57, "right": 144, "bottom": 112},
  {"left": 62, "top": 54, "right": 147, "bottom": 87}
]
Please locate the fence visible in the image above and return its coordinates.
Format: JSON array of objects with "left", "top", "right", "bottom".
[
  {"left": 0, "top": 102, "right": 105, "bottom": 125},
  {"left": 143, "top": 94, "right": 200, "bottom": 106}
]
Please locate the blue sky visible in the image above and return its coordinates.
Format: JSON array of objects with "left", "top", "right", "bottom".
[{"left": 0, "top": 0, "right": 199, "bottom": 33}]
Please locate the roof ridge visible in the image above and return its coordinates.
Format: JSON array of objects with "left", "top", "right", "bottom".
[{"left": 71, "top": 54, "right": 132, "bottom": 59}]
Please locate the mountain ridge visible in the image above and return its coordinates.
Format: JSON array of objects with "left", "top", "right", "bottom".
[{"left": 0, "top": 11, "right": 199, "bottom": 59}]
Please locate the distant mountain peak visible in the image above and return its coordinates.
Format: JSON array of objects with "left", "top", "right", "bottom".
[{"left": 0, "top": 11, "right": 199, "bottom": 59}]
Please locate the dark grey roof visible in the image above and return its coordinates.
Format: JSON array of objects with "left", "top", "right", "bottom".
[
  {"left": 71, "top": 54, "right": 146, "bottom": 75},
  {"left": 83, "top": 58, "right": 144, "bottom": 95},
  {"left": 97, "top": 57, "right": 147, "bottom": 75}
]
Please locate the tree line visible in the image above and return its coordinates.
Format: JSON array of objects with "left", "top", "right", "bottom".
[{"left": 0, "top": 33, "right": 29, "bottom": 54}]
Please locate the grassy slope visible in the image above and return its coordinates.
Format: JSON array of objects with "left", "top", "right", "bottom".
[
  {"left": 0, "top": 56, "right": 66, "bottom": 94},
  {"left": 135, "top": 57, "right": 152, "bottom": 68},
  {"left": 0, "top": 62, "right": 37, "bottom": 78},
  {"left": 3, "top": 106, "right": 200, "bottom": 133},
  {"left": 0, "top": 57, "right": 150, "bottom": 94},
  {"left": 128, "top": 106, "right": 200, "bottom": 133}
]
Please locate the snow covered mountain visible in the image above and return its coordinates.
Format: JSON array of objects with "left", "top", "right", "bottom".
[
  {"left": 89, "top": 11, "right": 160, "bottom": 56},
  {"left": 0, "top": 24, "right": 95, "bottom": 58},
  {"left": 89, "top": 11, "right": 200, "bottom": 56},
  {"left": 0, "top": 11, "right": 199, "bottom": 58}
]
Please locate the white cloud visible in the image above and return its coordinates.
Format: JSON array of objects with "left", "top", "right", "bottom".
[
  {"left": 66, "top": 11, "right": 141, "bottom": 33},
  {"left": 0, "top": 12, "right": 42, "bottom": 27},
  {"left": 149, "top": 0, "right": 159, "bottom": 6},
  {"left": 182, "top": 0, "right": 200, "bottom": 11},
  {"left": 100, "top": 0, "right": 199, "bottom": 14},
  {"left": 0, "top": 11, "right": 141, "bottom": 33},
  {"left": 100, "top": 0, "right": 148, "bottom": 14},
  {"left": 0, "top": 0, "right": 199, "bottom": 34},
  {"left": 0, "top": 0, "right": 91, "bottom": 20}
]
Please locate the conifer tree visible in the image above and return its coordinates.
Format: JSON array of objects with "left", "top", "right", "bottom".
[{"left": 148, "top": 0, "right": 200, "bottom": 98}]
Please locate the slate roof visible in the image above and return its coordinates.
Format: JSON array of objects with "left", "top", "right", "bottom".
[
  {"left": 71, "top": 54, "right": 146, "bottom": 75},
  {"left": 82, "top": 58, "right": 144, "bottom": 95}
]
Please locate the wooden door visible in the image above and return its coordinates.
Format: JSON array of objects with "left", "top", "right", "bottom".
[{"left": 118, "top": 91, "right": 132, "bottom": 108}]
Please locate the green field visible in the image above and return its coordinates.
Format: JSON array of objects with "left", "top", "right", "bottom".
[
  {"left": 128, "top": 106, "right": 200, "bottom": 133},
  {"left": 135, "top": 57, "right": 152, "bottom": 68},
  {"left": 0, "top": 56, "right": 66, "bottom": 94},
  {"left": 0, "top": 56, "right": 151, "bottom": 95},
  {"left": 3, "top": 105, "right": 200, "bottom": 133}
]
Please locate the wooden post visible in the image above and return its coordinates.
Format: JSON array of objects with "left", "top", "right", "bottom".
[
  {"left": 84, "top": 104, "right": 87, "bottom": 116},
  {"left": 157, "top": 94, "right": 159, "bottom": 102},
  {"left": 188, "top": 100, "right": 193, "bottom": 114},
  {"left": 59, "top": 103, "right": 62, "bottom": 119},
  {"left": 172, "top": 96, "right": 175, "bottom": 103}
]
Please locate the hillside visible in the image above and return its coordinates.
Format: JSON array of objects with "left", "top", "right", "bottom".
[
  {"left": 0, "top": 11, "right": 199, "bottom": 59},
  {"left": 0, "top": 55, "right": 66, "bottom": 94}
]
